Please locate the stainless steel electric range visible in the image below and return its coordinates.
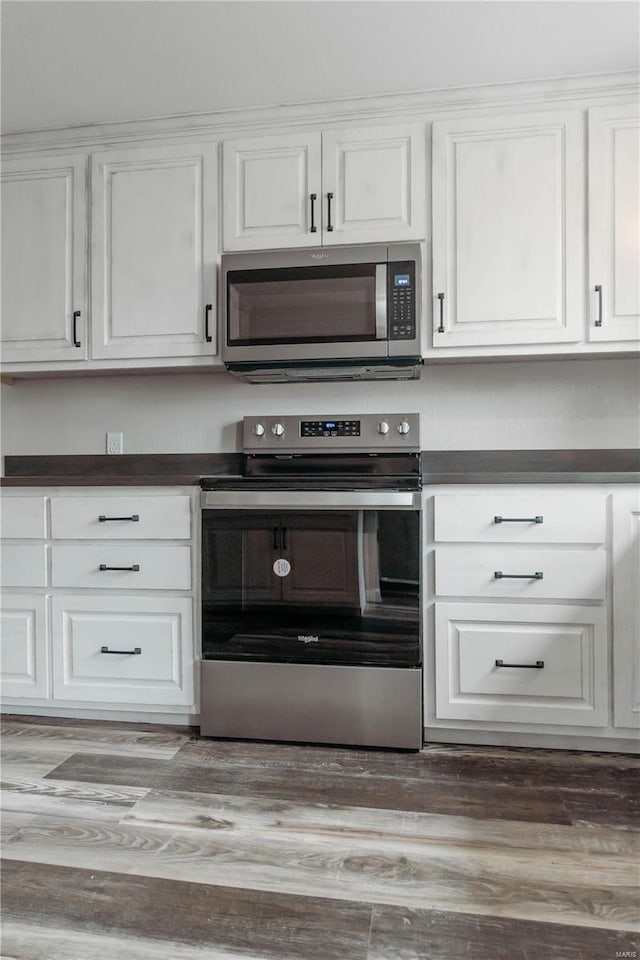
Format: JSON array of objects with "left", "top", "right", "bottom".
[{"left": 199, "top": 413, "right": 422, "bottom": 750}]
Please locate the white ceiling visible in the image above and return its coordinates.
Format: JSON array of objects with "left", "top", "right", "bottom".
[{"left": 2, "top": 1, "right": 639, "bottom": 134}]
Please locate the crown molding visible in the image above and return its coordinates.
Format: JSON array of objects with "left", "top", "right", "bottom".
[{"left": 2, "top": 71, "right": 638, "bottom": 155}]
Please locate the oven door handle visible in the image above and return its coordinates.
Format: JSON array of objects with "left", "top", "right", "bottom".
[{"left": 202, "top": 490, "right": 418, "bottom": 509}]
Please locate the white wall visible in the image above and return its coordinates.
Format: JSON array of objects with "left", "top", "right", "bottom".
[
  {"left": 2, "top": 357, "right": 638, "bottom": 459},
  {"left": 3, "top": 2, "right": 638, "bottom": 133}
]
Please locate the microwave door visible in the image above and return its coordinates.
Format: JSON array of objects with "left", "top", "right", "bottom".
[{"left": 225, "top": 263, "right": 389, "bottom": 363}]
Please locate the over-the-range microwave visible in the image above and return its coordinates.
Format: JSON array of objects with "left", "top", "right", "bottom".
[{"left": 221, "top": 243, "right": 422, "bottom": 383}]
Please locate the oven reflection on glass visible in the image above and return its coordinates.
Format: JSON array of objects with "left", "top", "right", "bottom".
[{"left": 201, "top": 509, "right": 420, "bottom": 669}]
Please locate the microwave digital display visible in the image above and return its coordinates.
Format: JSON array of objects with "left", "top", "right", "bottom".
[{"left": 394, "top": 274, "right": 411, "bottom": 287}]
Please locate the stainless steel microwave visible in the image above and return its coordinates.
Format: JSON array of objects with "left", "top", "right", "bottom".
[{"left": 221, "top": 243, "right": 422, "bottom": 383}]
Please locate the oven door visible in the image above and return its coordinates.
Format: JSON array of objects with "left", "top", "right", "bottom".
[
  {"left": 223, "top": 259, "right": 388, "bottom": 364},
  {"left": 201, "top": 502, "right": 421, "bottom": 669}
]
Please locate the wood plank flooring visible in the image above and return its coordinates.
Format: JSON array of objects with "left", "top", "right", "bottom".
[{"left": 1, "top": 716, "right": 638, "bottom": 959}]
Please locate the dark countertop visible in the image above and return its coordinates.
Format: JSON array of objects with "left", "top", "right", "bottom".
[{"left": 1, "top": 450, "right": 639, "bottom": 486}]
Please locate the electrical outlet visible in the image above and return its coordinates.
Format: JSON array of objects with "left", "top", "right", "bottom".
[{"left": 106, "top": 432, "right": 123, "bottom": 455}]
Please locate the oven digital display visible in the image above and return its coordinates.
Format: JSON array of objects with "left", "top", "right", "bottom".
[{"left": 301, "top": 419, "right": 361, "bottom": 438}]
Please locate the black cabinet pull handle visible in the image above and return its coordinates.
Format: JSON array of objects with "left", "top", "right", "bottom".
[
  {"left": 595, "top": 285, "right": 603, "bottom": 327},
  {"left": 494, "top": 516, "right": 543, "bottom": 524},
  {"left": 326, "top": 192, "right": 334, "bottom": 232},
  {"left": 73, "top": 310, "right": 81, "bottom": 348},
  {"left": 205, "top": 303, "right": 213, "bottom": 342},
  {"left": 495, "top": 659, "right": 544, "bottom": 669},
  {"left": 99, "top": 564, "right": 140, "bottom": 572},
  {"left": 494, "top": 571, "right": 543, "bottom": 580},
  {"left": 98, "top": 515, "right": 140, "bottom": 522},
  {"left": 101, "top": 646, "right": 142, "bottom": 655},
  {"left": 310, "top": 193, "right": 317, "bottom": 233},
  {"left": 437, "top": 293, "right": 445, "bottom": 333}
]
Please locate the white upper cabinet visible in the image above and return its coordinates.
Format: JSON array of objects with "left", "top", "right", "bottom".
[
  {"left": 431, "top": 110, "right": 584, "bottom": 349},
  {"left": 223, "top": 132, "right": 322, "bottom": 250},
  {"left": 588, "top": 104, "right": 640, "bottom": 344},
  {"left": 222, "top": 123, "right": 426, "bottom": 250},
  {"left": 321, "top": 124, "right": 426, "bottom": 245},
  {"left": 91, "top": 144, "right": 218, "bottom": 360},
  {"left": 1, "top": 154, "right": 87, "bottom": 363}
]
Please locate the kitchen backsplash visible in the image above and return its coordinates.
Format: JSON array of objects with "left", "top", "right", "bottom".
[{"left": 1, "top": 357, "right": 638, "bottom": 457}]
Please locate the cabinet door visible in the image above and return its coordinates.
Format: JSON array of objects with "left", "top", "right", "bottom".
[
  {"left": 0, "top": 594, "right": 48, "bottom": 699},
  {"left": 435, "top": 601, "right": 608, "bottom": 727},
  {"left": 1, "top": 155, "right": 87, "bottom": 363},
  {"left": 321, "top": 123, "right": 426, "bottom": 245},
  {"left": 222, "top": 132, "right": 322, "bottom": 250},
  {"left": 612, "top": 490, "right": 640, "bottom": 729},
  {"left": 91, "top": 144, "right": 218, "bottom": 359},
  {"left": 282, "top": 513, "right": 360, "bottom": 607},
  {"left": 432, "top": 110, "right": 584, "bottom": 348},
  {"left": 51, "top": 595, "right": 194, "bottom": 706},
  {"left": 588, "top": 104, "right": 640, "bottom": 343}
]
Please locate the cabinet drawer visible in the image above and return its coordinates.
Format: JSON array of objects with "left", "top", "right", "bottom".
[
  {"left": 50, "top": 495, "right": 191, "bottom": 540},
  {"left": 0, "top": 544, "right": 47, "bottom": 587},
  {"left": 435, "top": 602, "right": 607, "bottom": 726},
  {"left": 0, "top": 594, "right": 48, "bottom": 699},
  {"left": 434, "top": 493, "right": 606, "bottom": 543},
  {"left": 51, "top": 595, "right": 194, "bottom": 706},
  {"left": 0, "top": 497, "right": 46, "bottom": 539},
  {"left": 51, "top": 544, "right": 191, "bottom": 590},
  {"left": 436, "top": 546, "right": 606, "bottom": 600}
]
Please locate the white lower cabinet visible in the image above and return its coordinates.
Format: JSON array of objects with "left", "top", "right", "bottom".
[
  {"left": 0, "top": 594, "right": 48, "bottom": 699},
  {"left": 435, "top": 546, "right": 606, "bottom": 601},
  {"left": 435, "top": 602, "right": 608, "bottom": 727},
  {"left": 0, "top": 544, "right": 47, "bottom": 588},
  {"left": 0, "top": 487, "right": 198, "bottom": 720},
  {"left": 50, "top": 544, "right": 192, "bottom": 590},
  {"left": 51, "top": 595, "right": 193, "bottom": 706},
  {"left": 612, "top": 489, "right": 640, "bottom": 729},
  {"left": 426, "top": 485, "right": 638, "bottom": 751}
]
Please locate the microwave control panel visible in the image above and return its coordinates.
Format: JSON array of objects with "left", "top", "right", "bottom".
[{"left": 389, "top": 262, "right": 416, "bottom": 341}]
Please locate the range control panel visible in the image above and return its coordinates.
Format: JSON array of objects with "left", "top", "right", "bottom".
[
  {"left": 301, "top": 420, "right": 361, "bottom": 438},
  {"left": 243, "top": 413, "right": 420, "bottom": 453}
]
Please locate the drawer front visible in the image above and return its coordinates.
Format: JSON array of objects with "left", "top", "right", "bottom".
[
  {"left": 435, "top": 602, "right": 608, "bottom": 726},
  {"left": 0, "top": 544, "right": 47, "bottom": 587},
  {"left": 51, "top": 595, "right": 194, "bottom": 705},
  {"left": 436, "top": 546, "right": 606, "bottom": 600},
  {"left": 0, "top": 594, "right": 48, "bottom": 699},
  {"left": 0, "top": 496, "right": 46, "bottom": 539},
  {"left": 50, "top": 495, "right": 191, "bottom": 540},
  {"left": 51, "top": 544, "right": 192, "bottom": 590},
  {"left": 434, "top": 493, "right": 606, "bottom": 543}
]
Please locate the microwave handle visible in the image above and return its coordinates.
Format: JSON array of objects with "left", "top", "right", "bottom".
[{"left": 375, "top": 264, "right": 387, "bottom": 339}]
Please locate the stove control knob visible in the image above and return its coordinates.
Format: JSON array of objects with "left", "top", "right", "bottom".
[
  {"left": 397, "top": 420, "right": 411, "bottom": 435},
  {"left": 377, "top": 420, "right": 390, "bottom": 435},
  {"left": 271, "top": 422, "right": 285, "bottom": 437},
  {"left": 253, "top": 423, "right": 266, "bottom": 437}
]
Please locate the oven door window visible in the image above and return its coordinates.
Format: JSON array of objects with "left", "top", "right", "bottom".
[
  {"left": 202, "top": 509, "right": 420, "bottom": 668},
  {"left": 227, "top": 263, "right": 379, "bottom": 345}
]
